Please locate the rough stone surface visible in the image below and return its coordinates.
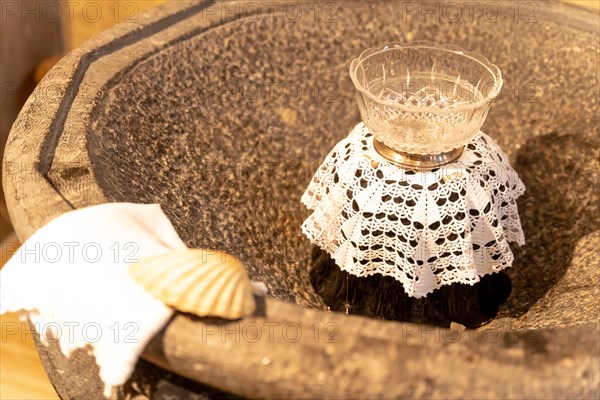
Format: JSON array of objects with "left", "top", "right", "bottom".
[
  {"left": 3, "top": 1, "right": 599, "bottom": 399},
  {"left": 88, "top": 0, "right": 600, "bottom": 328}
]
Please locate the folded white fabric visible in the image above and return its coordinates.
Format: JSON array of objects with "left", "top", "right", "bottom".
[
  {"left": 0, "top": 203, "right": 187, "bottom": 396},
  {"left": 302, "top": 123, "right": 525, "bottom": 298}
]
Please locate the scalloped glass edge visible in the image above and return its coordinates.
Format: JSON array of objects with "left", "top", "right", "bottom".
[{"left": 349, "top": 41, "right": 504, "bottom": 114}]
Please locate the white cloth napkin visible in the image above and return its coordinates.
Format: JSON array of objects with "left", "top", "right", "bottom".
[{"left": 0, "top": 203, "right": 187, "bottom": 396}]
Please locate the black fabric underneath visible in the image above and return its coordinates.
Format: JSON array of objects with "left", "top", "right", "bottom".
[{"left": 310, "top": 247, "right": 512, "bottom": 329}]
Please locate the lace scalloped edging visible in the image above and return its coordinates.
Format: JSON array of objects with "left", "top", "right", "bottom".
[{"left": 301, "top": 123, "right": 525, "bottom": 298}]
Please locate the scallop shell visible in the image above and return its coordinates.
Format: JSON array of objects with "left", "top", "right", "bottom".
[{"left": 128, "top": 249, "right": 255, "bottom": 319}]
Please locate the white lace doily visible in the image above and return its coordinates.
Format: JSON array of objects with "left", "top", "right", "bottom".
[{"left": 302, "top": 123, "right": 525, "bottom": 298}]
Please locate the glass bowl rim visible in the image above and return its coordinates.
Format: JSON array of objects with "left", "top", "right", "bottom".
[{"left": 349, "top": 41, "right": 504, "bottom": 114}]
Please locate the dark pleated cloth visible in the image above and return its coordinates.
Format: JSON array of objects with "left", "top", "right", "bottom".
[{"left": 310, "top": 247, "right": 511, "bottom": 329}]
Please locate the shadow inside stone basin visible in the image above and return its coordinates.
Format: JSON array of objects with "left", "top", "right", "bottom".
[{"left": 496, "top": 131, "right": 599, "bottom": 322}]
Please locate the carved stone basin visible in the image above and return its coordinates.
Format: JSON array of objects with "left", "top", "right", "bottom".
[{"left": 3, "top": 1, "right": 599, "bottom": 399}]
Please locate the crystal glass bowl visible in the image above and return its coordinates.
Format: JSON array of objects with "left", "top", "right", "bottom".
[{"left": 350, "top": 42, "right": 503, "bottom": 157}]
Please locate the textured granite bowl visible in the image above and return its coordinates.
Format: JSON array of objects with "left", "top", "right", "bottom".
[{"left": 3, "top": 1, "right": 599, "bottom": 399}]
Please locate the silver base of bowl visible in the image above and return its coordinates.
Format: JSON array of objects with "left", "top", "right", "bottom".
[{"left": 373, "top": 139, "right": 464, "bottom": 170}]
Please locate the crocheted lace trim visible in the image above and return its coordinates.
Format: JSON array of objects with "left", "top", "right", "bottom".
[{"left": 302, "top": 123, "right": 525, "bottom": 298}]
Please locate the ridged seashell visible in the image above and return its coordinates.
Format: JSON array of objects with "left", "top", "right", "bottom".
[{"left": 129, "top": 249, "right": 255, "bottom": 319}]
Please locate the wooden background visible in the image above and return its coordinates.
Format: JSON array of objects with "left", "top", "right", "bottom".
[{"left": 0, "top": 1, "right": 597, "bottom": 399}]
